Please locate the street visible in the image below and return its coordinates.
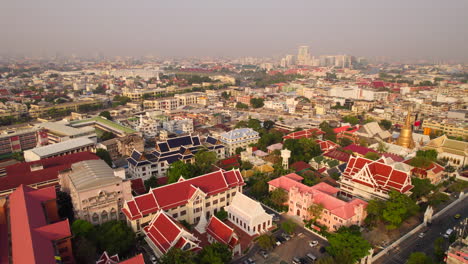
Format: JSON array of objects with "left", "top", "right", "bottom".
[{"left": 375, "top": 196, "right": 468, "bottom": 264}]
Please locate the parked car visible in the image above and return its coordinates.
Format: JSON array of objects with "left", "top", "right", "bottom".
[
  {"left": 309, "top": 240, "right": 319, "bottom": 247},
  {"left": 281, "top": 233, "right": 291, "bottom": 241},
  {"left": 306, "top": 253, "right": 317, "bottom": 262},
  {"left": 151, "top": 256, "right": 157, "bottom": 264},
  {"left": 259, "top": 250, "right": 269, "bottom": 259},
  {"left": 292, "top": 257, "right": 301, "bottom": 264},
  {"left": 272, "top": 215, "right": 280, "bottom": 222},
  {"left": 443, "top": 228, "right": 454, "bottom": 239}
]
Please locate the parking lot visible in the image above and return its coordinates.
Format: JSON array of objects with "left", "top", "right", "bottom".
[{"left": 246, "top": 230, "right": 328, "bottom": 264}]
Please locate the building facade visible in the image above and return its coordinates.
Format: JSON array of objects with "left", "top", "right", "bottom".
[
  {"left": 219, "top": 128, "right": 260, "bottom": 156},
  {"left": 122, "top": 169, "right": 244, "bottom": 233},
  {"left": 0, "top": 127, "right": 48, "bottom": 155},
  {"left": 225, "top": 193, "right": 273, "bottom": 236},
  {"left": 339, "top": 156, "right": 413, "bottom": 200},
  {"left": 58, "top": 160, "right": 132, "bottom": 225}
]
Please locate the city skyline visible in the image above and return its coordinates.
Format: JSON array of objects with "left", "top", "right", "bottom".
[{"left": 1, "top": 0, "right": 468, "bottom": 62}]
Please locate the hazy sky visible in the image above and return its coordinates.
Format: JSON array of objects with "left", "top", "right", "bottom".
[{"left": 1, "top": 0, "right": 467, "bottom": 61}]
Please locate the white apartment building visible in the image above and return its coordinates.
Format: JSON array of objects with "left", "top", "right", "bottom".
[{"left": 219, "top": 128, "right": 260, "bottom": 156}]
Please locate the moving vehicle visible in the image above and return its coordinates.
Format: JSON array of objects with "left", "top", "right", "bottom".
[
  {"left": 292, "top": 257, "right": 301, "bottom": 264},
  {"left": 419, "top": 227, "right": 429, "bottom": 238},
  {"left": 443, "top": 228, "right": 454, "bottom": 238},
  {"left": 454, "top": 214, "right": 461, "bottom": 219}
]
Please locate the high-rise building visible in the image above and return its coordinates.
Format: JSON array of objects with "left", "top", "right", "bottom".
[{"left": 297, "top": 46, "right": 310, "bottom": 65}]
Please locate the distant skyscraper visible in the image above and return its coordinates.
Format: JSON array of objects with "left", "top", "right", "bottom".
[{"left": 297, "top": 46, "right": 310, "bottom": 65}]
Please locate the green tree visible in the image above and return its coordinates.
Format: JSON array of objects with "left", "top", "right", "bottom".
[
  {"left": 11, "top": 151, "right": 24, "bottom": 161},
  {"left": 56, "top": 190, "right": 74, "bottom": 222},
  {"left": 73, "top": 236, "right": 97, "bottom": 264},
  {"left": 99, "top": 111, "right": 113, "bottom": 120},
  {"left": 159, "top": 248, "right": 196, "bottom": 264},
  {"left": 319, "top": 121, "right": 337, "bottom": 142},
  {"left": 410, "top": 178, "right": 434, "bottom": 200},
  {"left": 167, "top": 161, "right": 196, "bottom": 184},
  {"left": 407, "top": 252, "right": 433, "bottom": 264},
  {"left": 197, "top": 243, "right": 232, "bottom": 264},
  {"left": 427, "top": 192, "right": 450, "bottom": 206},
  {"left": 364, "top": 152, "right": 380, "bottom": 161},
  {"left": 257, "top": 130, "right": 283, "bottom": 151},
  {"left": 433, "top": 237, "right": 446, "bottom": 261},
  {"left": 144, "top": 176, "right": 158, "bottom": 190},
  {"left": 251, "top": 178, "right": 269, "bottom": 200},
  {"left": 364, "top": 199, "right": 385, "bottom": 226},
  {"left": 410, "top": 157, "right": 433, "bottom": 168},
  {"left": 71, "top": 219, "right": 96, "bottom": 240},
  {"left": 96, "top": 220, "right": 136, "bottom": 256},
  {"left": 382, "top": 190, "right": 419, "bottom": 229},
  {"left": 236, "top": 102, "right": 248, "bottom": 109},
  {"left": 257, "top": 234, "right": 275, "bottom": 250},
  {"left": 270, "top": 188, "right": 288, "bottom": 207},
  {"left": 307, "top": 203, "right": 324, "bottom": 222},
  {"left": 379, "top": 119, "right": 392, "bottom": 130},
  {"left": 100, "top": 131, "right": 115, "bottom": 141},
  {"left": 250, "top": 98, "right": 265, "bottom": 108},
  {"left": 96, "top": 148, "right": 113, "bottom": 167},
  {"left": 342, "top": 115, "right": 360, "bottom": 126},
  {"left": 416, "top": 150, "right": 438, "bottom": 161},
  {"left": 326, "top": 227, "right": 371, "bottom": 264},
  {"left": 263, "top": 120, "right": 275, "bottom": 130},
  {"left": 215, "top": 208, "right": 228, "bottom": 221},
  {"left": 339, "top": 137, "right": 353, "bottom": 147},
  {"left": 240, "top": 161, "right": 253, "bottom": 170},
  {"left": 194, "top": 149, "right": 217, "bottom": 174},
  {"left": 316, "top": 256, "right": 337, "bottom": 264},
  {"left": 281, "top": 219, "right": 297, "bottom": 235},
  {"left": 221, "top": 91, "right": 230, "bottom": 100}
]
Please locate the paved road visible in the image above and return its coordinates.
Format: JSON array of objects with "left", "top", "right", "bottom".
[{"left": 375, "top": 196, "right": 468, "bottom": 264}]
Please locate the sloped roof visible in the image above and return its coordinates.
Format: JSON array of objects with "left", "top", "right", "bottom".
[
  {"left": 123, "top": 169, "right": 244, "bottom": 220},
  {"left": 342, "top": 156, "right": 413, "bottom": 194},
  {"left": 1, "top": 152, "right": 100, "bottom": 193},
  {"left": 226, "top": 193, "right": 269, "bottom": 221},
  {"left": 27, "top": 137, "right": 95, "bottom": 157},
  {"left": 343, "top": 144, "right": 378, "bottom": 156},
  {"left": 324, "top": 149, "right": 351, "bottom": 162},
  {"left": 9, "top": 185, "right": 71, "bottom": 264},
  {"left": 283, "top": 128, "right": 325, "bottom": 140},
  {"left": 206, "top": 216, "right": 238, "bottom": 248},
  {"left": 68, "top": 160, "right": 121, "bottom": 191}
]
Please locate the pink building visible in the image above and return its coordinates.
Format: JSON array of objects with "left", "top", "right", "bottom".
[{"left": 268, "top": 174, "right": 367, "bottom": 232}]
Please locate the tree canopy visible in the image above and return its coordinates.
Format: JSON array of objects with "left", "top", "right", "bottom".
[
  {"left": 407, "top": 252, "right": 433, "bottom": 264},
  {"left": 410, "top": 178, "right": 434, "bottom": 200},
  {"left": 308, "top": 203, "right": 324, "bottom": 222},
  {"left": 159, "top": 248, "right": 196, "bottom": 264},
  {"left": 197, "top": 243, "right": 232, "bottom": 264},
  {"left": 236, "top": 102, "right": 248, "bottom": 109},
  {"left": 99, "top": 111, "right": 113, "bottom": 120},
  {"left": 194, "top": 149, "right": 218, "bottom": 174},
  {"left": 250, "top": 98, "right": 265, "bottom": 108},
  {"left": 364, "top": 151, "right": 380, "bottom": 161},
  {"left": 144, "top": 176, "right": 158, "bottom": 190},
  {"left": 270, "top": 188, "right": 288, "bottom": 208},
  {"left": 281, "top": 219, "right": 297, "bottom": 235},
  {"left": 167, "top": 161, "right": 196, "bottom": 184},
  {"left": 382, "top": 190, "right": 419, "bottom": 229},
  {"left": 257, "top": 234, "right": 275, "bottom": 250},
  {"left": 283, "top": 138, "right": 322, "bottom": 163},
  {"left": 96, "top": 220, "right": 136, "bottom": 256},
  {"left": 379, "top": 119, "right": 392, "bottom": 130},
  {"left": 96, "top": 148, "right": 113, "bottom": 167},
  {"left": 326, "top": 226, "right": 371, "bottom": 263}
]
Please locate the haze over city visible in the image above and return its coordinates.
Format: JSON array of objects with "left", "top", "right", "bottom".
[{"left": 1, "top": 0, "right": 468, "bottom": 62}]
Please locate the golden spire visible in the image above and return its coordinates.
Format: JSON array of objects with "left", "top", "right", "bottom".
[{"left": 396, "top": 108, "right": 415, "bottom": 149}]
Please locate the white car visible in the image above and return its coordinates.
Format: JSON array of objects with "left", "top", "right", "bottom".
[{"left": 309, "top": 240, "right": 319, "bottom": 247}]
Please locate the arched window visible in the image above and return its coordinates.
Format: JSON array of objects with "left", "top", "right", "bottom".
[
  {"left": 92, "top": 213, "right": 99, "bottom": 224},
  {"left": 101, "top": 210, "right": 108, "bottom": 222},
  {"left": 110, "top": 208, "right": 117, "bottom": 220}
]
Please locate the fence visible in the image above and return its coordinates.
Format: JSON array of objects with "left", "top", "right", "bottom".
[{"left": 372, "top": 192, "right": 466, "bottom": 261}]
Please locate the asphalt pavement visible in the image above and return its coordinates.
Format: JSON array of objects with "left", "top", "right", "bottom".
[{"left": 375, "top": 196, "right": 468, "bottom": 264}]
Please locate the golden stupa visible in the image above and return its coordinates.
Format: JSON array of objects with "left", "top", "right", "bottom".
[{"left": 396, "top": 109, "right": 415, "bottom": 149}]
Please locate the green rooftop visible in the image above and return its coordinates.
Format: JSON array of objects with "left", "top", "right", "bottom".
[{"left": 71, "top": 116, "right": 137, "bottom": 134}]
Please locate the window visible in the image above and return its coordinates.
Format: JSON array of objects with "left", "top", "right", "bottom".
[
  {"left": 220, "top": 197, "right": 225, "bottom": 202},
  {"left": 206, "top": 202, "right": 210, "bottom": 207},
  {"left": 173, "top": 213, "right": 178, "bottom": 218},
  {"left": 180, "top": 210, "right": 186, "bottom": 216},
  {"left": 213, "top": 200, "right": 218, "bottom": 205}
]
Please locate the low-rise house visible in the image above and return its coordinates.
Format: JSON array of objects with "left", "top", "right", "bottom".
[
  {"left": 225, "top": 193, "right": 273, "bottom": 236},
  {"left": 404, "top": 159, "right": 445, "bottom": 184}
]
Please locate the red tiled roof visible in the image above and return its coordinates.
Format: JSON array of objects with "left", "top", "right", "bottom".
[
  {"left": 342, "top": 156, "right": 413, "bottom": 194},
  {"left": 316, "top": 139, "right": 339, "bottom": 152},
  {"left": 342, "top": 144, "right": 378, "bottom": 156},
  {"left": 206, "top": 216, "right": 238, "bottom": 248},
  {"left": 96, "top": 251, "right": 119, "bottom": 264},
  {"left": 324, "top": 149, "right": 351, "bottom": 163},
  {"left": 333, "top": 126, "right": 359, "bottom": 134},
  {"left": 119, "top": 254, "right": 145, "bottom": 264},
  {"left": 1, "top": 152, "right": 99, "bottom": 193},
  {"left": 130, "top": 179, "right": 146, "bottom": 195},
  {"left": 283, "top": 128, "right": 325, "bottom": 140},
  {"left": 123, "top": 169, "right": 244, "bottom": 220},
  {"left": 9, "top": 185, "right": 71, "bottom": 264},
  {"left": 290, "top": 161, "right": 311, "bottom": 172}
]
